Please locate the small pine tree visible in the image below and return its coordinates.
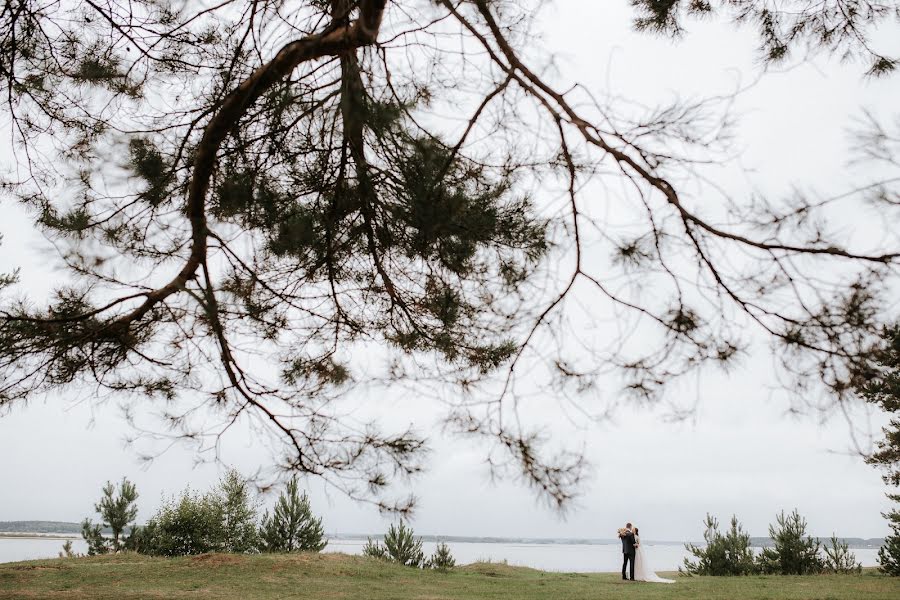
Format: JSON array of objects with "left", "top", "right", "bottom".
[
  {"left": 822, "top": 534, "right": 862, "bottom": 574},
  {"left": 759, "top": 509, "right": 822, "bottom": 575},
  {"left": 879, "top": 498, "right": 900, "bottom": 576},
  {"left": 681, "top": 514, "right": 756, "bottom": 576},
  {"left": 363, "top": 537, "right": 388, "bottom": 559},
  {"left": 258, "top": 476, "right": 327, "bottom": 552},
  {"left": 428, "top": 542, "right": 456, "bottom": 571},
  {"left": 91, "top": 478, "right": 139, "bottom": 552},
  {"left": 382, "top": 521, "right": 425, "bottom": 568},
  {"left": 58, "top": 540, "right": 76, "bottom": 558}
]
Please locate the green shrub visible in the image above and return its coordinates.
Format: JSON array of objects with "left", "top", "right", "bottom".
[
  {"left": 822, "top": 534, "right": 862, "bottom": 574},
  {"left": 140, "top": 488, "right": 224, "bottom": 556},
  {"left": 755, "top": 546, "right": 781, "bottom": 575},
  {"left": 365, "top": 522, "right": 425, "bottom": 568},
  {"left": 757, "top": 509, "right": 822, "bottom": 575},
  {"left": 258, "top": 476, "right": 327, "bottom": 552},
  {"left": 384, "top": 522, "right": 425, "bottom": 568},
  {"left": 879, "top": 501, "right": 900, "bottom": 576},
  {"left": 58, "top": 540, "right": 76, "bottom": 558},
  {"left": 138, "top": 470, "right": 261, "bottom": 556},
  {"left": 427, "top": 542, "right": 456, "bottom": 571},
  {"left": 218, "top": 470, "right": 260, "bottom": 553},
  {"left": 362, "top": 537, "right": 388, "bottom": 559},
  {"left": 81, "top": 519, "right": 108, "bottom": 556},
  {"left": 681, "top": 514, "right": 757, "bottom": 576},
  {"left": 123, "top": 524, "right": 147, "bottom": 553}
]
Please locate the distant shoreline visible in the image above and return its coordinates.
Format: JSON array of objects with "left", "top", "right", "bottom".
[
  {"left": 326, "top": 533, "right": 885, "bottom": 550},
  {"left": 0, "top": 533, "right": 80, "bottom": 540},
  {"left": 0, "top": 523, "right": 886, "bottom": 550}
]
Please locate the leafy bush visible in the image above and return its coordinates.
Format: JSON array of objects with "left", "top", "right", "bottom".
[
  {"left": 427, "top": 542, "right": 456, "bottom": 571},
  {"left": 822, "top": 534, "right": 862, "bottom": 574},
  {"left": 138, "top": 470, "right": 260, "bottom": 556},
  {"left": 681, "top": 514, "right": 757, "bottom": 576},
  {"left": 139, "top": 488, "right": 224, "bottom": 556},
  {"left": 258, "top": 476, "right": 327, "bottom": 552},
  {"left": 757, "top": 509, "right": 822, "bottom": 575}
]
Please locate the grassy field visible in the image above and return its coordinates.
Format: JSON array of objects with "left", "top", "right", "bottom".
[{"left": 1, "top": 552, "right": 898, "bottom": 599}]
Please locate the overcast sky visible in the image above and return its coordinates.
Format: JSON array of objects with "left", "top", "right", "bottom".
[{"left": 1, "top": 1, "right": 898, "bottom": 543}]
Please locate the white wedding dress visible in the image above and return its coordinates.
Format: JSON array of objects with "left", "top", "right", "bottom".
[{"left": 633, "top": 536, "right": 675, "bottom": 583}]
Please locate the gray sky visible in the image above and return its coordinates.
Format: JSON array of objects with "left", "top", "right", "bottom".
[{"left": 1, "top": 1, "right": 898, "bottom": 542}]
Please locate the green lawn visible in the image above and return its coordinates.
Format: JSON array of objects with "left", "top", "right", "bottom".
[{"left": 0, "top": 552, "right": 897, "bottom": 599}]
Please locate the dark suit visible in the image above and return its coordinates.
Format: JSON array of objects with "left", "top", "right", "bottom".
[{"left": 620, "top": 531, "right": 636, "bottom": 580}]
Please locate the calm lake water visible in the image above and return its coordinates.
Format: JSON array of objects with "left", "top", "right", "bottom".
[
  {"left": 324, "top": 539, "right": 883, "bottom": 573},
  {"left": 0, "top": 536, "right": 883, "bottom": 572},
  {"left": 0, "top": 537, "right": 89, "bottom": 564}
]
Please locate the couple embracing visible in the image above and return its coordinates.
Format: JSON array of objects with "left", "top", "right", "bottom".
[{"left": 617, "top": 523, "right": 674, "bottom": 583}]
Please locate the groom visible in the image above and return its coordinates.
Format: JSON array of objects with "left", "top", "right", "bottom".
[{"left": 618, "top": 522, "right": 637, "bottom": 581}]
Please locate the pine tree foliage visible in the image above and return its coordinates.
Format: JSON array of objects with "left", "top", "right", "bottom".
[
  {"left": 879, "top": 502, "right": 900, "bottom": 576},
  {"left": 217, "top": 470, "right": 261, "bottom": 553},
  {"left": 365, "top": 521, "right": 425, "bottom": 568},
  {"left": 855, "top": 325, "right": 900, "bottom": 575},
  {"left": 630, "top": 0, "right": 899, "bottom": 75},
  {"left": 81, "top": 478, "right": 139, "bottom": 554},
  {"left": 0, "top": 0, "right": 899, "bottom": 511},
  {"left": 681, "top": 514, "right": 756, "bottom": 576},
  {"left": 58, "top": 540, "right": 76, "bottom": 559},
  {"left": 259, "top": 476, "right": 327, "bottom": 553},
  {"left": 758, "top": 509, "right": 822, "bottom": 575},
  {"left": 683, "top": 510, "right": 867, "bottom": 577},
  {"left": 427, "top": 542, "right": 456, "bottom": 571},
  {"left": 80, "top": 519, "right": 107, "bottom": 556},
  {"left": 362, "top": 537, "right": 388, "bottom": 560},
  {"left": 862, "top": 325, "right": 900, "bottom": 486},
  {"left": 822, "top": 534, "right": 862, "bottom": 574},
  {"left": 384, "top": 521, "right": 425, "bottom": 568},
  {"left": 0, "top": 235, "right": 16, "bottom": 291},
  {"left": 96, "top": 479, "right": 139, "bottom": 552}
]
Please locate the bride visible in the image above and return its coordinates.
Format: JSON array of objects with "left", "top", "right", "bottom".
[{"left": 634, "top": 528, "right": 675, "bottom": 583}]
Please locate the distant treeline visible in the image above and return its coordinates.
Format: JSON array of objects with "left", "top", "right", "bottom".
[
  {"left": 0, "top": 521, "right": 110, "bottom": 535},
  {"left": 1, "top": 521, "right": 884, "bottom": 549}
]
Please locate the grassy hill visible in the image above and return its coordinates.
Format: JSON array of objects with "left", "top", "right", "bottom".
[{"left": 1, "top": 552, "right": 898, "bottom": 599}]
